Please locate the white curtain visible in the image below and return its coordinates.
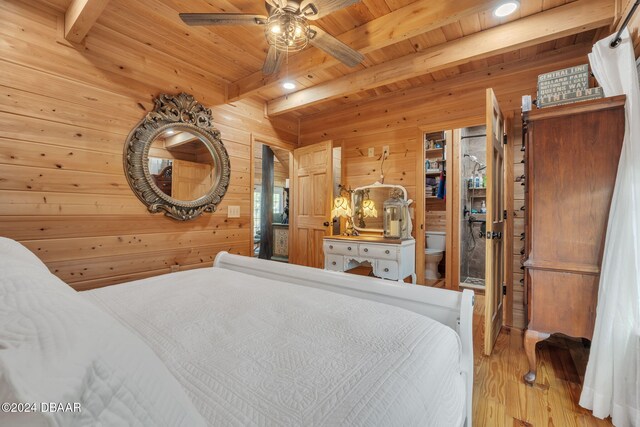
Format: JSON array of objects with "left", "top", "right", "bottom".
[{"left": 580, "top": 29, "right": 640, "bottom": 426}]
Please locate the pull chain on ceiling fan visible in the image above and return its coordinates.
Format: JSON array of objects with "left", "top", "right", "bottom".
[{"left": 179, "top": 0, "right": 365, "bottom": 78}]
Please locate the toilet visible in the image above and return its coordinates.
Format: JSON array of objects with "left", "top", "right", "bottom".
[{"left": 424, "top": 231, "right": 446, "bottom": 280}]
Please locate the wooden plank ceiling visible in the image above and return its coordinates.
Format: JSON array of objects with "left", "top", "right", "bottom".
[{"left": 39, "top": 0, "right": 613, "bottom": 118}]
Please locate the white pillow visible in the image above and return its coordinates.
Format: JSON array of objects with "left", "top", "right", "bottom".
[
  {"left": 0, "top": 237, "right": 49, "bottom": 273},
  {"left": 0, "top": 264, "right": 206, "bottom": 426}
]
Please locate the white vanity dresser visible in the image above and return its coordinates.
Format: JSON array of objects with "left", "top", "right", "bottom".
[{"left": 323, "top": 236, "right": 416, "bottom": 283}]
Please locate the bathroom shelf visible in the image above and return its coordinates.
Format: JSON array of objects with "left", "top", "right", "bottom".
[
  {"left": 425, "top": 147, "right": 444, "bottom": 156},
  {"left": 426, "top": 170, "right": 442, "bottom": 176}
]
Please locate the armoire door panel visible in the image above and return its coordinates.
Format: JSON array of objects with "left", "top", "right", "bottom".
[{"left": 528, "top": 108, "right": 624, "bottom": 270}]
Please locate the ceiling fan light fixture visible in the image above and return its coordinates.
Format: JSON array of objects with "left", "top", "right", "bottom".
[
  {"left": 265, "top": 11, "right": 309, "bottom": 52},
  {"left": 494, "top": 1, "right": 519, "bottom": 17},
  {"left": 282, "top": 81, "right": 296, "bottom": 90}
]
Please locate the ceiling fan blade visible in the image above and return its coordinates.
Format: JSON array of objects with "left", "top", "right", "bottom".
[
  {"left": 179, "top": 13, "right": 267, "bottom": 26},
  {"left": 265, "top": 0, "right": 288, "bottom": 9},
  {"left": 262, "top": 45, "right": 284, "bottom": 75},
  {"left": 300, "top": 0, "right": 361, "bottom": 20},
  {"left": 308, "top": 25, "right": 364, "bottom": 67}
]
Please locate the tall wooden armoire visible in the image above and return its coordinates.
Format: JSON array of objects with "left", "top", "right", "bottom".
[{"left": 522, "top": 96, "right": 626, "bottom": 385}]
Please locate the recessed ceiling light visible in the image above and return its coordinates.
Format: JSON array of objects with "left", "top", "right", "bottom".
[
  {"left": 494, "top": 1, "right": 519, "bottom": 17},
  {"left": 282, "top": 81, "right": 296, "bottom": 90}
]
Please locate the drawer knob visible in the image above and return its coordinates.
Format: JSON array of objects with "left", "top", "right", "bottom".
[
  {"left": 385, "top": 250, "right": 390, "bottom": 254},
  {"left": 329, "top": 245, "right": 333, "bottom": 249},
  {"left": 347, "top": 247, "right": 352, "bottom": 251},
  {"left": 384, "top": 268, "right": 389, "bottom": 272},
  {"left": 332, "top": 261, "right": 336, "bottom": 266},
  {"left": 363, "top": 248, "right": 368, "bottom": 252}
]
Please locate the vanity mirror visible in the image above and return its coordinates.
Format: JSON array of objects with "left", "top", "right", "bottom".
[
  {"left": 124, "top": 93, "right": 230, "bottom": 220},
  {"left": 351, "top": 183, "right": 412, "bottom": 234}
]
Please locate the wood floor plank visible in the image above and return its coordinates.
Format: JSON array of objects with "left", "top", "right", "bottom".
[{"left": 472, "top": 295, "right": 612, "bottom": 426}]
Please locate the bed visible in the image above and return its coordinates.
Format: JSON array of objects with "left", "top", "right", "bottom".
[{"left": 0, "top": 238, "right": 473, "bottom": 427}]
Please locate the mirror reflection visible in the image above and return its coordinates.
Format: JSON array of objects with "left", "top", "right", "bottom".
[
  {"left": 351, "top": 184, "right": 410, "bottom": 232},
  {"left": 352, "top": 187, "right": 388, "bottom": 231},
  {"left": 148, "top": 129, "right": 216, "bottom": 201}
]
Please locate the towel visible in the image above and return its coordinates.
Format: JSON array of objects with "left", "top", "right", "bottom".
[{"left": 437, "top": 172, "right": 446, "bottom": 200}]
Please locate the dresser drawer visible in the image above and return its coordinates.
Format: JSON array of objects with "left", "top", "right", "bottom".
[
  {"left": 359, "top": 244, "right": 397, "bottom": 260},
  {"left": 376, "top": 260, "right": 399, "bottom": 279},
  {"left": 324, "top": 241, "right": 357, "bottom": 256},
  {"left": 325, "top": 255, "right": 343, "bottom": 271}
]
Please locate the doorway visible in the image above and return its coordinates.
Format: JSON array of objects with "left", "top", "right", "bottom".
[
  {"left": 252, "top": 140, "right": 291, "bottom": 262},
  {"left": 417, "top": 90, "right": 508, "bottom": 356},
  {"left": 459, "top": 125, "right": 488, "bottom": 292},
  {"left": 423, "top": 130, "right": 449, "bottom": 288}
]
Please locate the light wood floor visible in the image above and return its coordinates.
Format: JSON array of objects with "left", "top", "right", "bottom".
[{"left": 472, "top": 296, "right": 612, "bottom": 426}]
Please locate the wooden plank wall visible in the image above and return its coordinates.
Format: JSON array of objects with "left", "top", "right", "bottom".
[
  {"left": 0, "top": 0, "right": 297, "bottom": 290},
  {"left": 618, "top": 0, "right": 640, "bottom": 56},
  {"left": 338, "top": 127, "right": 417, "bottom": 213},
  {"left": 298, "top": 50, "right": 592, "bottom": 329}
]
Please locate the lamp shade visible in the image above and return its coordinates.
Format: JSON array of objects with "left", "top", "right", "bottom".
[
  {"left": 331, "top": 196, "right": 352, "bottom": 218},
  {"left": 362, "top": 199, "right": 377, "bottom": 218}
]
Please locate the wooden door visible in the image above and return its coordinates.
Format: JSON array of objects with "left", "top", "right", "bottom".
[
  {"left": 290, "top": 141, "right": 333, "bottom": 268},
  {"left": 484, "top": 88, "right": 506, "bottom": 356},
  {"left": 171, "top": 159, "right": 213, "bottom": 200}
]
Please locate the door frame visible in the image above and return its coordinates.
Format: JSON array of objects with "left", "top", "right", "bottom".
[
  {"left": 417, "top": 117, "right": 515, "bottom": 329},
  {"left": 249, "top": 133, "right": 296, "bottom": 258},
  {"left": 417, "top": 120, "right": 483, "bottom": 291}
]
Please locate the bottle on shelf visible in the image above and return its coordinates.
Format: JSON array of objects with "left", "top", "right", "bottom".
[
  {"left": 482, "top": 173, "right": 487, "bottom": 188},
  {"left": 480, "top": 200, "right": 487, "bottom": 213},
  {"left": 474, "top": 173, "right": 481, "bottom": 188}
]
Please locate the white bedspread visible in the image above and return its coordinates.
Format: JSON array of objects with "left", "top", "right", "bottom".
[{"left": 84, "top": 267, "right": 465, "bottom": 426}]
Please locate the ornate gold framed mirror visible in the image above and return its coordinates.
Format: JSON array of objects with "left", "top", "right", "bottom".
[{"left": 124, "top": 93, "right": 231, "bottom": 220}]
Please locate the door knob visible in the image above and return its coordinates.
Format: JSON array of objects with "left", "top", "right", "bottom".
[{"left": 323, "top": 221, "right": 330, "bottom": 226}]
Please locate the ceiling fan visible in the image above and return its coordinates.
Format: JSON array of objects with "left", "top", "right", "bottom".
[{"left": 179, "top": 0, "right": 365, "bottom": 76}]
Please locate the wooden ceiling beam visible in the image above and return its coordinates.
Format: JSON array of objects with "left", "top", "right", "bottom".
[
  {"left": 267, "top": 0, "right": 613, "bottom": 116},
  {"left": 297, "top": 43, "right": 593, "bottom": 142},
  {"left": 227, "top": 0, "right": 503, "bottom": 102},
  {"left": 65, "top": 0, "right": 111, "bottom": 43}
]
